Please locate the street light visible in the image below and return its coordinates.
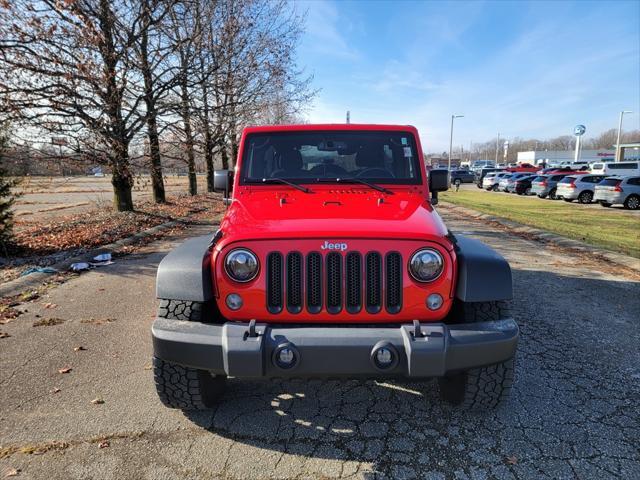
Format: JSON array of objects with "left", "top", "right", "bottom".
[
  {"left": 615, "top": 110, "right": 633, "bottom": 162},
  {"left": 448, "top": 114, "right": 464, "bottom": 170}
]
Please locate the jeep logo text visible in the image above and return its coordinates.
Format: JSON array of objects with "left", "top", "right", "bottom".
[{"left": 321, "top": 241, "right": 348, "bottom": 251}]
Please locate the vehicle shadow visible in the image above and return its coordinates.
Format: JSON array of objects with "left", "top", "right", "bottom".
[{"left": 181, "top": 270, "right": 640, "bottom": 478}]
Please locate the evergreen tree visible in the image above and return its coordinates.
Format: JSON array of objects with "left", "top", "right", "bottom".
[{"left": 0, "top": 126, "right": 17, "bottom": 253}]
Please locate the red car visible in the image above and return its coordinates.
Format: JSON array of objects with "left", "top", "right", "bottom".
[
  {"left": 152, "top": 124, "right": 518, "bottom": 411},
  {"left": 505, "top": 163, "right": 538, "bottom": 173}
]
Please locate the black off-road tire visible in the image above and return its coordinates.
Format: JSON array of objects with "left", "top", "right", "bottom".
[
  {"left": 439, "top": 300, "right": 515, "bottom": 409},
  {"left": 153, "top": 357, "right": 226, "bottom": 410},
  {"left": 158, "top": 299, "right": 203, "bottom": 322}
]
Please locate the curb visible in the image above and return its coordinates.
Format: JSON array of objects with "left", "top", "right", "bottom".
[
  {"left": 0, "top": 218, "right": 217, "bottom": 299},
  {"left": 439, "top": 201, "right": 640, "bottom": 275}
]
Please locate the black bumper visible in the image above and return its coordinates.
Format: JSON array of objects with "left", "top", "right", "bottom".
[{"left": 152, "top": 318, "right": 519, "bottom": 379}]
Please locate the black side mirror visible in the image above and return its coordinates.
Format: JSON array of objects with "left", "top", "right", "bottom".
[
  {"left": 214, "top": 170, "right": 233, "bottom": 205},
  {"left": 428, "top": 169, "right": 449, "bottom": 205}
]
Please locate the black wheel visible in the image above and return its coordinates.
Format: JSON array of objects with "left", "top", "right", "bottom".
[
  {"left": 492, "top": 185, "right": 499, "bottom": 191},
  {"left": 454, "top": 179, "right": 461, "bottom": 187},
  {"left": 578, "top": 191, "right": 593, "bottom": 204},
  {"left": 525, "top": 187, "right": 531, "bottom": 195},
  {"left": 153, "top": 357, "right": 226, "bottom": 410},
  {"left": 600, "top": 202, "right": 612, "bottom": 208},
  {"left": 548, "top": 188, "right": 557, "bottom": 200},
  {"left": 438, "top": 301, "right": 515, "bottom": 409},
  {"left": 624, "top": 195, "right": 640, "bottom": 210}
]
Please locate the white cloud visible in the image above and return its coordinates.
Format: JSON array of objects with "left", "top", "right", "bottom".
[{"left": 297, "top": 0, "right": 360, "bottom": 60}]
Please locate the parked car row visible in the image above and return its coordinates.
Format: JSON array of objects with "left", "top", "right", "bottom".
[{"left": 479, "top": 170, "right": 640, "bottom": 209}]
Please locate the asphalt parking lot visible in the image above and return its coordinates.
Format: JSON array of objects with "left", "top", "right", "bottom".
[{"left": 1, "top": 207, "right": 639, "bottom": 479}]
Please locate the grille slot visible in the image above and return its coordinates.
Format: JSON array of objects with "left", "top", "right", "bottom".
[
  {"left": 365, "top": 252, "right": 382, "bottom": 313},
  {"left": 286, "top": 252, "right": 303, "bottom": 313},
  {"left": 326, "top": 252, "right": 342, "bottom": 314},
  {"left": 266, "top": 252, "right": 283, "bottom": 314},
  {"left": 345, "top": 252, "right": 362, "bottom": 313},
  {"left": 385, "top": 252, "right": 402, "bottom": 313},
  {"left": 306, "top": 252, "right": 322, "bottom": 313}
]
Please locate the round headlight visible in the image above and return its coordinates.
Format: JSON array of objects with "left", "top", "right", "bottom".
[
  {"left": 409, "top": 248, "right": 444, "bottom": 282},
  {"left": 224, "top": 249, "right": 259, "bottom": 282}
]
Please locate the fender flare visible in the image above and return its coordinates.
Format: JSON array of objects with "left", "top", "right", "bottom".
[
  {"left": 156, "top": 234, "right": 216, "bottom": 302},
  {"left": 452, "top": 234, "right": 513, "bottom": 302}
]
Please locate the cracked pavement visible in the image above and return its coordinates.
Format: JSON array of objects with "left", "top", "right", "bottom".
[{"left": 1, "top": 206, "right": 639, "bottom": 479}]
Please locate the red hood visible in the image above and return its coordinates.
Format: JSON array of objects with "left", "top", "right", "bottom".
[{"left": 218, "top": 187, "right": 451, "bottom": 249}]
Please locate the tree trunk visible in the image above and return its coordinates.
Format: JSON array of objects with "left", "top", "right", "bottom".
[
  {"left": 140, "top": 3, "right": 166, "bottom": 203},
  {"left": 111, "top": 141, "right": 134, "bottom": 211},
  {"left": 200, "top": 63, "right": 215, "bottom": 192},
  {"left": 180, "top": 75, "right": 197, "bottom": 196},
  {"left": 146, "top": 115, "right": 165, "bottom": 203}
]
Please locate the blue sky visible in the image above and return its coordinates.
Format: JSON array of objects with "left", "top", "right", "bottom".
[{"left": 296, "top": 0, "right": 640, "bottom": 152}]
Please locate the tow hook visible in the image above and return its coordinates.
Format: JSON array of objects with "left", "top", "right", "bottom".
[{"left": 244, "top": 319, "right": 261, "bottom": 340}]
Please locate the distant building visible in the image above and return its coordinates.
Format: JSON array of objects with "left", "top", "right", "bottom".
[
  {"left": 425, "top": 154, "right": 462, "bottom": 168},
  {"left": 517, "top": 149, "right": 615, "bottom": 165}
]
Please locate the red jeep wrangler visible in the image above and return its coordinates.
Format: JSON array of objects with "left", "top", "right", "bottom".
[{"left": 152, "top": 124, "right": 518, "bottom": 410}]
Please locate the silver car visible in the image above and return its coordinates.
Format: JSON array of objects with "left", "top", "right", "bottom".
[
  {"left": 557, "top": 174, "right": 607, "bottom": 203},
  {"left": 531, "top": 173, "right": 570, "bottom": 199},
  {"left": 483, "top": 172, "right": 510, "bottom": 190},
  {"left": 594, "top": 176, "right": 640, "bottom": 209}
]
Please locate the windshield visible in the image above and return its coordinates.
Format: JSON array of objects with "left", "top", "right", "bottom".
[{"left": 240, "top": 131, "right": 422, "bottom": 184}]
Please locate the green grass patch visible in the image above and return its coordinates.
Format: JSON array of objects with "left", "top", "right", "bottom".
[{"left": 441, "top": 189, "right": 640, "bottom": 258}]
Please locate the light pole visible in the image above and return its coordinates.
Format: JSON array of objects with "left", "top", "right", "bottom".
[
  {"left": 448, "top": 114, "right": 463, "bottom": 170},
  {"left": 495, "top": 132, "right": 500, "bottom": 164},
  {"left": 615, "top": 110, "right": 632, "bottom": 162}
]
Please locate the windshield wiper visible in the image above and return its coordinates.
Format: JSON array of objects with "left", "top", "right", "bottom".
[
  {"left": 318, "top": 177, "right": 393, "bottom": 194},
  {"left": 262, "top": 177, "right": 312, "bottom": 193}
]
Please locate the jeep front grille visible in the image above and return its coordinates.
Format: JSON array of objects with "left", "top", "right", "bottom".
[{"left": 266, "top": 250, "right": 402, "bottom": 315}]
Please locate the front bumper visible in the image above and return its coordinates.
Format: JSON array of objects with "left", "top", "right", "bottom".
[{"left": 152, "top": 318, "right": 519, "bottom": 378}]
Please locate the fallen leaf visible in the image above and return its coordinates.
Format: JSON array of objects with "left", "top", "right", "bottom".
[
  {"left": 0, "top": 332, "right": 9, "bottom": 339},
  {"left": 98, "top": 440, "right": 109, "bottom": 449},
  {"left": 81, "top": 317, "right": 116, "bottom": 325},
  {"left": 90, "top": 397, "right": 104, "bottom": 405},
  {"left": 73, "top": 346, "right": 86, "bottom": 352},
  {"left": 505, "top": 456, "right": 518, "bottom": 465},
  {"left": 33, "top": 317, "right": 65, "bottom": 327},
  {"left": 4, "top": 467, "right": 20, "bottom": 477},
  {"left": 58, "top": 367, "right": 72, "bottom": 374},
  {"left": 43, "top": 303, "right": 57, "bottom": 309},
  {"left": 50, "top": 387, "right": 61, "bottom": 394}
]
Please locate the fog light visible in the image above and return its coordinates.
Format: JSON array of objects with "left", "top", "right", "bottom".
[
  {"left": 375, "top": 348, "right": 393, "bottom": 368},
  {"left": 226, "top": 293, "right": 243, "bottom": 310},
  {"left": 426, "top": 293, "right": 443, "bottom": 310},
  {"left": 370, "top": 342, "right": 398, "bottom": 370},
  {"left": 274, "top": 344, "right": 298, "bottom": 369}
]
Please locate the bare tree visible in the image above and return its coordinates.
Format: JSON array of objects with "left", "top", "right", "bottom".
[
  {"left": 0, "top": 0, "right": 157, "bottom": 211},
  {"left": 135, "top": 0, "right": 180, "bottom": 203}
]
